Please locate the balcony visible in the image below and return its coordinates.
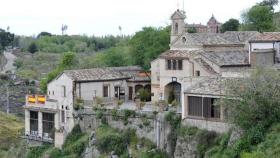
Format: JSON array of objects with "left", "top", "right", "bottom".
[{"left": 24, "top": 95, "right": 58, "bottom": 112}]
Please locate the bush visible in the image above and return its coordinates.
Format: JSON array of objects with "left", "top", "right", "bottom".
[
  {"left": 111, "top": 109, "right": 119, "bottom": 120},
  {"left": 96, "top": 131, "right": 126, "bottom": 155},
  {"left": 26, "top": 145, "right": 50, "bottom": 158}
]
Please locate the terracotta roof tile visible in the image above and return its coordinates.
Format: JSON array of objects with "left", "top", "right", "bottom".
[{"left": 250, "top": 32, "right": 280, "bottom": 42}]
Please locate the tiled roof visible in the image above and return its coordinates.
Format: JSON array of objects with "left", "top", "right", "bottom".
[
  {"left": 201, "top": 50, "right": 249, "bottom": 67},
  {"left": 250, "top": 32, "right": 280, "bottom": 42},
  {"left": 186, "top": 24, "right": 207, "bottom": 28},
  {"left": 194, "top": 58, "right": 218, "bottom": 74},
  {"left": 188, "top": 33, "right": 233, "bottom": 45},
  {"left": 159, "top": 49, "right": 249, "bottom": 67},
  {"left": 184, "top": 77, "right": 229, "bottom": 96},
  {"left": 63, "top": 66, "right": 150, "bottom": 82},
  {"left": 223, "top": 31, "right": 259, "bottom": 43},
  {"left": 159, "top": 50, "right": 201, "bottom": 59},
  {"left": 182, "top": 31, "right": 259, "bottom": 46}
]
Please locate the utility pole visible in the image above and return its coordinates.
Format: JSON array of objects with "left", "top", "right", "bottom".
[{"left": 6, "top": 84, "right": 9, "bottom": 114}]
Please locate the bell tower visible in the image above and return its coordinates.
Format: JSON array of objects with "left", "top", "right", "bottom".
[{"left": 170, "top": 9, "right": 186, "bottom": 44}]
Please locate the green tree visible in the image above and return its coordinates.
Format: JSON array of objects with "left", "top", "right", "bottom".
[
  {"left": 0, "top": 29, "right": 14, "bottom": 53},
  {"left": 37, "top": 32, "right": 52, "bottom": 38},
  {"left": 241, "top": 5, "right": 274, "bottom": 32},
  {"left": 28, "top": 42, "right": 38, "bottom": 56},
  {"left": 220, "top": 18, "right": 240, "bottom": 33},
  {"left": 259, "top": 0, "right": 279, "bottom": 10},
  {"left": 130, "top": 27, "right": 170, "bottom": 69},
  {"left": 222, "top": 69, "right": 280, "bottom": 130},
  {"left": 59, "top": 52, "right": 77, "bottom": 68},
  {"left": 187, "top": 27, "right": 197, "bottom": 33}
]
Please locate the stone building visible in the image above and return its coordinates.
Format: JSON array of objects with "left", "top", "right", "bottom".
[
  {"left": 185, "top": 14, "right": 221, "bottom": 33},
  {"left": 24, "top": 66, "right": 150, "bottom": 147},
  {"left": 151, "top": 10, "right": 279, "bottom": 133}
]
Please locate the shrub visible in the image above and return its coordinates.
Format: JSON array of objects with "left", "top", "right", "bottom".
[
  {"left": 96, "top": 110, "right": 103, "bottom": 119},
  {"left": 26, "top": 145, "right": 50, "bottom": 158},
  {"left": 142, "top": 118, "right": 151, "bottom": 127},
  {"left": 111, "top": 109, "right": 119, "bottom": 120},
  {"left": 96, "top": 132, "right": 126, "bottom": 155},
  {"left": 137, "top": 88, "right": 151, "bottom": 102}
]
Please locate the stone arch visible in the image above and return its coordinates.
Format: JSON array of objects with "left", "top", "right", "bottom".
[
  {"left": 135, "top": 85, "right": 144, "bottom": 95},
  {"left": 164, "top": 82, "right": 181, "bottom": 105}
]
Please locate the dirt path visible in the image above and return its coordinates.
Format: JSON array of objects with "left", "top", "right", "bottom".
[{"left": 1, "top": 51, "right": 17, "bottom": 73}]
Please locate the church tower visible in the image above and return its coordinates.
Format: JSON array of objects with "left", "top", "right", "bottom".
[{"left": 170, "top": 9, "right": 186, "bottom": 44}]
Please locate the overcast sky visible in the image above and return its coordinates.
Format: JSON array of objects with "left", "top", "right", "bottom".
[{"left": 0, "top": 0, "right": 278, "bottom": 36}]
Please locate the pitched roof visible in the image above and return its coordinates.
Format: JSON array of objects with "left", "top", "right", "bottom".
[
  {"left": 188, "top": 33, "right": 234, "bottom": 45},
  {"left": 201, "top": 50, "right": 250, "bottom": 67},
  {"left": 171, "top": 9, "right": 186, "bottom": 19},
  {"left": 223, "top": 31, "right": 260, "bottom": 43},
  {"left": 179, "top": 31, "right": 259, "bottom": 46},
  {"left": 207, "top": 15, "right": 221, "bottom": 24},
  {"left": 63, "top": 66, "right": 149, "bottom": 82},
  {"left": 159, "top": 50, "right": 201, "bottom": 59},
  {"left": 250, "top": 32, "right": 280, "bottom": 42},
  {"left": 184, "top": 77, "right": 229, "bottom": 96},
  {"left": 185, "top": 24, "right": 207, "bottom": 28}
]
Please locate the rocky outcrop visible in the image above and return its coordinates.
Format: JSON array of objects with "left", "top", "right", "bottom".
[{"left": 174, "top": 136, "right": 198, "bottom": 158}]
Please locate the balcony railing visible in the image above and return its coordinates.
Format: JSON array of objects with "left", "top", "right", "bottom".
[
  {"left": 25, "top": 95, "right": 58, "bottom": 110},
  {"left": 23, "top": 130, "right": 54, "bottom": 143}
]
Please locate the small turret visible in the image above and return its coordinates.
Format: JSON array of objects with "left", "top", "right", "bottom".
[{"left": 170, "top": 9, "right": 186, "bottom": 44}]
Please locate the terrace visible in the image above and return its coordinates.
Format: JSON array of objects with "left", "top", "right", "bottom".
[{"left": 24, "top": 95, "right": 59, "bottom": 112}]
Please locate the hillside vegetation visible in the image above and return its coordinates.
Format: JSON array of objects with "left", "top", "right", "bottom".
[{"left": 0, "top": 112, "right": 25, "bottom": 158}]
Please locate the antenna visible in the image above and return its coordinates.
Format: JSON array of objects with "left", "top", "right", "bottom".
[{"left": 182, "top": 0, "right": 185, "bottom": 11}]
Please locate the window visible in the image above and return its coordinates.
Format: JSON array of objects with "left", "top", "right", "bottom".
[
  {"left": 188, "top": 96, "right": 220, "bottom": 119},
  {"left": 174, "top": 23, "right": 178, "bottom": 34},
  {"left": 48, "top": 91, "right": 50, "bottom": 95},
  {"left": 52, "top": 91, "right": 54, "bottom": 95},
  {"left": 30, "top": 111, "right": 38, "bottom": 134},
  {"left": 61, "top": 110, "right": 65, "bottom": 123},
  {"left": 42, "top": 113, "right": 54, "bottom": 138},
  {"left": 195, "top": 70, "right": 200, "bottom": 76},
  {"left": 166, "top": 59, "right": 183, "bottom": 70},
  {"left": 103, "top": 85, "right": 109, "bottom": 97},
  {"left": 62, "top": 86, "right": 66, "bottom": 97},
  {"left": 157, "top": 76, "right": 160, "bottom": 81},
  {"left": 173, "top": 60, "right": 177, "bottom": 70},
  {"left": 178, "top": 60, "right": 183, "bottom": 70},
  {"left": 167, "top": 60, "right": 172, "bottom": 70},
  {"left": 188, "top": 96, "right": 203, "bottom": 117}
]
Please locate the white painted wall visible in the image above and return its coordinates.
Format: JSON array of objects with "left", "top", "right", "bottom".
[
  {"left": 77, "top": 80, "right": 127, "bottom": 101},
  {"left": 251, "top": 42, "right": 274, "bottom": 51},
  {"left": 47, "top": 73, "right": 74, "bottom": 133}
]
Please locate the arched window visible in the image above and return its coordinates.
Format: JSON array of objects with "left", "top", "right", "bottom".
[{"left": 174, "top": 23, "right": 178, "bottom": 34}]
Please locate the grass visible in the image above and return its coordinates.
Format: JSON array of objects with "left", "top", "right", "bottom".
[
  {"left": 0, "top": 112, "right": 25, "bottom": 158},
  {"left": 0, "top": 112, "right": 24, "bottom": 150}
]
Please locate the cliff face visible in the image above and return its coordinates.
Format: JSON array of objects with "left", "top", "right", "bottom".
[{"left": 174, "top": 136, "right": 198, "bottom": 158}]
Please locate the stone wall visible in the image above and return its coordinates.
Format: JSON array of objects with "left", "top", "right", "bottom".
[
  {"left": 76, "top": 109, "right": 173, "bottom": 152},
  {"left": 182, "top": 118, "right": 231, "bottom": 133}
]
